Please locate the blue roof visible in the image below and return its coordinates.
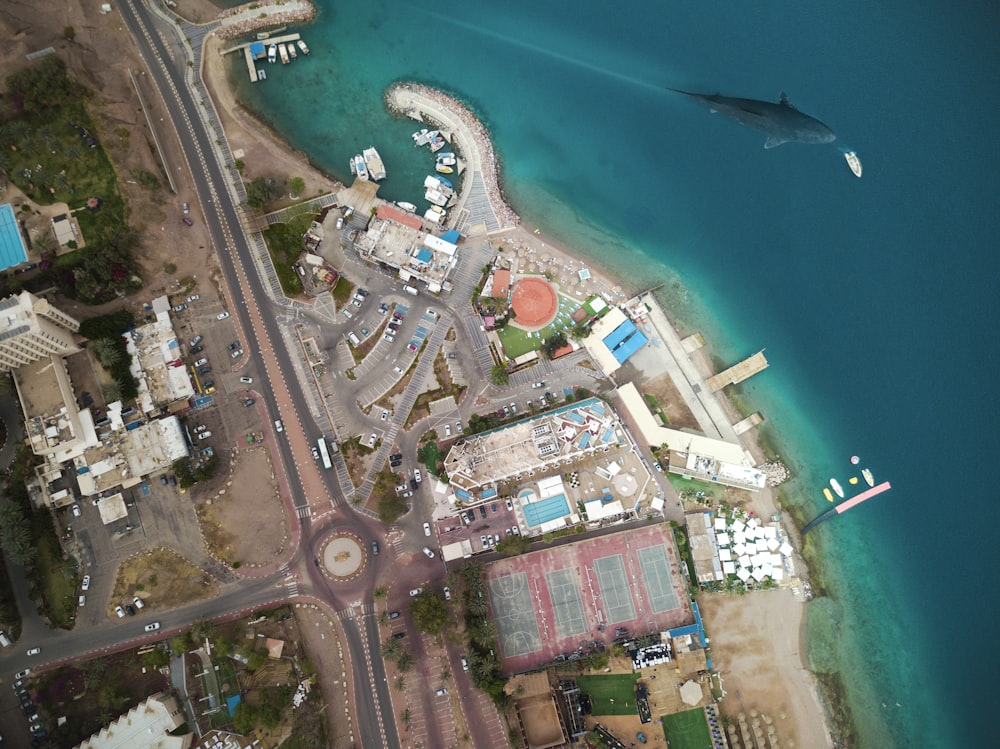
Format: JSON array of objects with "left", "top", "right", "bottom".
[
  {"left": 602, "top": 319, "right": 637, "bottom": 351},
  {"left": 440, "top": 229, "right": 460, "bottom": 244},
  {"left": 249, "top": 41, "right": 265, "bottom": 56},
  {"left": 611, "top": 328, "right": 648, "bottom": 364},
  {"left": 414, "top": 247, "right": 433, "bottom": 263}
]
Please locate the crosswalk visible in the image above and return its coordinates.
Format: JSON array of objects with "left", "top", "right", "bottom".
[{"left": 279, "top": 564, "right": 300, "bottom": 598}]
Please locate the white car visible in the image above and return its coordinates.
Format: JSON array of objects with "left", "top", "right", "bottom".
[
  {"left": 230, "top": 348, "right": 243, "bottom": 359},
  {"left": 115, "top": 605, "right": 126, "bottom": 618},
  {"left": 194, "top": 357, "right": 208, "bottom": 367},
  {"left": 26, "top": 647, "right": 41, "bottom": 656},
  {"left": 198, "top": 431, "right": 212, "bottom": 440},
  {"left": 443, "top": 586, "right": 451, "bottom": 600},
  {"left": 186, "top": 294, "right": 200, "bottom": 302},
  {"left": 422, "top": 547, "right": 436, "bottom": 559},
  {"left": 368, "top": 433, "right": 377, "bottom": 448},
  {"left": 240, "top": 376, "right": 253, "bottom": 384},
  {"left": 381, "top": 409, "right": 389, "bottom": 421},
  {"left": 435, "top": 687, "right": 448, "bottom": 696},
  {"left": 413, "top": 468, "right": 422, "bottom": 483},
  {"left": 144, "top": 622, "right": 161, "bottom": 632},
  {"left": 194, "top": 424, "right": 208, "bottom": 433},
  {"left": 342, "top": 308, "right": 353, "bottom": 319},
  {"left": 132, "top": 595, "right": 145, "bottom": 609},
  {"left": 423, "top": 522, "right": 431, "bottom": 536},
  {"left": 81, "top": 574, "right": 91, "bottom": 591},
  {"left": 511, "top": 525, "right": 520, "bottom": 536},
  {"left": 409, "top": 588, "right": 421, "bottom": 597},
  {"left": 461, "top": 656, "right": 469, "bottom": 671},
  {"left": 216, "top": 311, "right": 230, "bottom": 320},
  {"left": 275, "top": 420, "right": 284, "bottom": 433},
  {"left": 444, "top": 424, "right": 452, "bottom": 437},
  {"left": 532, "top": 381, "right": 545, "bottom": 389}
]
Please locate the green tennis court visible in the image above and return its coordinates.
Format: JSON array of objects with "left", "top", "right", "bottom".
[
  {"left": 662, "top": 708, "right": 713, "bottom": 749},
  {"left": 576, "top": 674, "right": 639, "bottom": 716}
]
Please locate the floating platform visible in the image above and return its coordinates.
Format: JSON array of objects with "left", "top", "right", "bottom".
[{"left": 227, "top": 33, "right": 302, "bottom": 82}]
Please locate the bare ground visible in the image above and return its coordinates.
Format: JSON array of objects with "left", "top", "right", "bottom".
[
  {"left": 194, "top": 446, "right": 288, "bottom": 568},
  {"left": 110, "top": 547, "right": 220, "bottom": 616},
  {"left": 294, "top": 603, "right": 355, "bottom": 749},
  {"left": 642, "top": 372, "right": 702, "bottom": 431}
]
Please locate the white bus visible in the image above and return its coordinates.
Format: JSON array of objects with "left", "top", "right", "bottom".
[{"left": 317, "top": 437, "right": 332, "bottom": 470}]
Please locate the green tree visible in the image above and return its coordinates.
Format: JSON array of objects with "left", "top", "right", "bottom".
[
  {"left": 171, "top": 632, "right": 193, "bottom": 654},
  {"left": 288, "top": 176, "right": 305, "bottom": 196},
  {"left": 63, "top": 26, "right": 76, "bottom": 41},
  {"left": 232, "top": 702, "right": 257, "bottom": 734},
  {"left": 6, "top": 55, "right": 82, "bottom": 113},
  {"left": 245, "top": 176, "right": 281, "bottom": 210},
  {"left": 94, "top": 338, "right": 122, "bottom": 368},
  {"left": 542, "top": 331, "right": 568, "bottom": 359},
  {"left": 380, "top": 637, "right": 403, "bottom": 662},
  {"left": 409, "top": 589, "right": 449, "bottom": 635},
  {"left": 490, "top": 364, "right": 509, "bottom": 386},
  {"left": 142, "top": 648, "right": 172, "bottom": 669},
  {"left": 396, "top": 650, "right": 414, "bottom": 673},
  {"left": 191, "top": 617, "right": 215, "bottom": 643}
]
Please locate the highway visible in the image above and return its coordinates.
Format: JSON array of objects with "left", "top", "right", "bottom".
[{"left": 114, "top": 2, "right": 399, "bottom": 746}]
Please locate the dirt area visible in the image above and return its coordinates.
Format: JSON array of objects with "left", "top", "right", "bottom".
[
  {"left": 341, "top": 437, "right": 378, "bottom": 487},
  {"left": 293, "top": 603, "right": 355, "bottom": 749},
  {"left": 110, "top": 547, "right": 220, "bottom": 616},
  {"left": 194, "top": 445, "right": 288, "bottom": 568},
  {"left": 698, "top": 590, "right": 831, "bottom": 749},
  {"left": 642, "top": 372, "right": 701, "bottom": 431}
]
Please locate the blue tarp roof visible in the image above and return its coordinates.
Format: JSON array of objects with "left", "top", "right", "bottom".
[
  {"left": 440, "top": 229, "right": 460, "bottom": 244},
  {"left": 249, "top": 42, "right": 265, "bottom": 56},
  {"left": 611, "top": 328, "right": 648, "bottom": 364},
  {"left": 414, "top": 247, "right": 433, "bottom": 263},
  {"left": 602, "top": 319, "right": 637, "bottom": 351}
]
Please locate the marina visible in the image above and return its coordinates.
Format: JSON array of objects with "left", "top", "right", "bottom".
[
  {"left": 362, "top": 146, "right": 387, "bottom": 181},
  {"left": 223, "top": 32, "right": 310, "bottom": 82}
]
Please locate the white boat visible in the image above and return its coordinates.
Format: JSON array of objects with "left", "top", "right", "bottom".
[
  {"left": 278, "top": 43, "right": 290, "bottom": 64},
  {"left": 396, "top": 201, "right": 417, "bottom": 213},
  {"left": 267, "top": 44, "right": 277, "bottom": 64},
  {"left": 425, "top": 188, "right": 448, "bottom": 206},
  {"left": 412, "top": 128, "right": 430, "bottom": 145},
  {"left": 862, "top": 468, "right": 875, "bottom": 487},
  {"left": 424, "top": 174, "right": 453, "bottom": 192},
  {"left": 424, "top": 205, "right": 445, "bottom": 223},
  {"left": 436, "top": 155, "right": 456, "bottom": 167},
  {"left": 287, "top": 43, "right": 297, "bottom": 60},
  {"left": 844, "top": 150, "right": 862, "bottom": 178},
  {"left": 362, "top": 146, "right": 386, "bottom": 181},
  {"left": 257, "top": 69, "right": 267, "bottom": 81},
  {"left": 353, "top": 154, "right": 369, "bottom": 181},
  {"left": 349, "top": 156, "right": 357, "bottom": 176},
  {"left": 830, "top": 478, "right": 845, "bottom": 498},
  {"left": 429, "top": 136, "right": 446, "bottom": 153},
  {"left": 297, "top": 39, "right": 310, "bottom": 55}
]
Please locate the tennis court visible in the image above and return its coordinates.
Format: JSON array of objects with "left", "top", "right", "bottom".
[
  {"left": 0, "top": 203, "right": 29, "bottom": 271},
  {"left": 522, "top": 493, "right": 570, "bottom": 527},
  {"left": 488, "top": 572, "right": 542, "bottom": 657},
  {"left": 594, "top": 554, "right": 636, "bottom": 623},
  {"left": 546, "top": 568, "right": 586, "bottom": 638},
  {"left": 662, "top": 708, "right": 713, "bottom": 749},
  {"left": 638, "top": 544, "right": 680, "bottom": 613}
]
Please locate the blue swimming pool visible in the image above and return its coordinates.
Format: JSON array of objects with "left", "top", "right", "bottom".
[
  {"left": 522, "top": 493, "right": 570, "bottom": 527},
  {"left": 0, "top": 204, "right": 29, "bottom": 271}
]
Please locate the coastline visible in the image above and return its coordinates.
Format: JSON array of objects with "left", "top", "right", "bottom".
[{"left": 195, "top": 11, "right": 836, "bottom": 746}]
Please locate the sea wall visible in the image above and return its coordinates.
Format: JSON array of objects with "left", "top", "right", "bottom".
[{"left": 216, "top": 0, "right": 317, "bottom": 41}]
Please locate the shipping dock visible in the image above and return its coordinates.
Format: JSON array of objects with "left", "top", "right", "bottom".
[{"left": 222, "top": 33, "right": 309, "bottom": 82}]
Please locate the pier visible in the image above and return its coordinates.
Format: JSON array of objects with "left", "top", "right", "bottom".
[
  {"left": 221, "top": 33, "right": 303, "bottom": 83},
  {"left": 705, "top": 350, "right": 769, "bottom": 392}
]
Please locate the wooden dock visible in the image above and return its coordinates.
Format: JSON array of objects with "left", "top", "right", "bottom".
[{"left": 705, "top": 350, "right": 769, "bottom": 392}]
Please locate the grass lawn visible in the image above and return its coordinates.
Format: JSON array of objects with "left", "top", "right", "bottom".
[
  {"left": 661, "top": 708, "right": 713, "bottom": 749},
  {"left": 31, "top": 509, "right": 79, "bottom": 629},
  {"left": 576, "top": 674, "right": 639, "bottom": 715},
  {"left": 496, "top": 325, "right": 542, "bottom": 359},
  {"left": 667, "top": 474, "right": 727, "bottom": 503},
  {"left": 331, "top": 275, "right": 355, "bottom": 306},
  {"left": 262, "top": 215, "right": 310, "bottom": 296}
]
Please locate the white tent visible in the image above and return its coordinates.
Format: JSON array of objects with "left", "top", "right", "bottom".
[
  {"left": 737, "top": 568, "right": 751, "bottom": 582},
  {"left": 738, "top": 554, "right": 751, "bottom": 568},
  {"left": 779, "top": 542, "right": 794, "bottom": 557},
  {"left": 766, "top": 538, "right": 781, "bottom": 552},
  {"left": 733, "top": 542, "right": 747, "bottom": 556},
  {"left": 716, "top": 532, "right": 731, "bottom": 547},
  {"left": 714, "top": 517, "right": 728, "bottom": 531},
  {"left": 722, "top": 561, "right": 736, "bottom": 575},
  {"left": 719, "top": 548, "right": 732, "bottom": 562},
  {"left": 731, "top": 519, "right": 747, "bottom": 534}
]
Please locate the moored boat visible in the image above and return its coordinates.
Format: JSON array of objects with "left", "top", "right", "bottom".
[
  {"left": 436, "top": 155, "right": 456, "bottom": 167},
  {"left": 354, "top": 155, "right": 369, "bottom": 181},
  {"left": 435, "top": 164, "right": 454, "bottom": 174},
  {"left": 396, "top": 201, "right": 417, "bottom": 213},
  {"left": 278, "top": 43, "right": 290, "bottom": 64},
  {"left": 267, "top": 44, "right": 277, "bottom": 64},
  {"left": 412, "top": 128, "right": 432, "bottom": 146},
  {"left": 429, "top": 136, "right": 446, "bottom": 153},
  {"left": 823, "top": 487, "right": 834, "bottom": 502},
  {"left": 424, "top": 205, "right": 446, "bottom": 223},
  {"left": 349, "top": 156, "right": 357, "bottom": 176},
  {"left": 862, "top": 468, "right": 874, "bottom": 487},
  {"left": 362, "top": 146, "right": 387, "bottom": 181},
  {"left": 425, "top": 188, "right": 448, "bottom": 206},
  {"left": 425, "top": 174, "right": 453, "bottom": 192},
  {"left": 297, "top": 39, "right": 310, "bottom": 55},
  {"left": 257, "top": 69, "right": 267, "bottom": 81},
  {"left": 830, "top": 478, "right": 845, "bottom": 498},
  {"left": 287, "top": 43, "right": 297, "bottom": 60}
]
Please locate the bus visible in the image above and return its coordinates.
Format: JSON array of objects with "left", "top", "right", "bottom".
[{"left": 317, "top": 436, "right": 332, "bottom": 470}]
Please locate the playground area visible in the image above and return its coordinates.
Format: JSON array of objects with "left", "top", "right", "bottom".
[{"left": 485, "top": 524, "right": 691, "bottom": 674}]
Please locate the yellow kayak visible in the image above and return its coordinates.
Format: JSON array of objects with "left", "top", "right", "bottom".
[{"left": 823, "top": 487, "right": 834, "bottom": 502}]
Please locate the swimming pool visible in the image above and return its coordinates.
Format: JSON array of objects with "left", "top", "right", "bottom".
[
  {"left": 522, "top": 493, "right": 570, "bottom": 527},
  {"left": 0, "top": 204, "right": 29, "bottom": 271}
]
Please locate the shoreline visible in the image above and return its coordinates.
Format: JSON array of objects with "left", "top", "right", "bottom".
[{"left": 195, "top": 10, "right": 839, "bottom": 746}]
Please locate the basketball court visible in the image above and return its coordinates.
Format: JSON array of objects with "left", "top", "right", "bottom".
[{"left": 485, "top": 525, "right": 692, "bottom": 674}]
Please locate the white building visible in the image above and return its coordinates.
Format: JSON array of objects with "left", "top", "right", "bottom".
[{"left": 0, "top": 290, "right": 80, "bottom": 371}]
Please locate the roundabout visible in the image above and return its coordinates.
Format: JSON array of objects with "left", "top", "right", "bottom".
[{"left": 319, "top": 533, "right": 366, "bottom": 580}]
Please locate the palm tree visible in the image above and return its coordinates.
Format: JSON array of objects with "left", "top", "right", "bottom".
[{"left": 94, "top": 339, "right": 121, "bottom": 368}]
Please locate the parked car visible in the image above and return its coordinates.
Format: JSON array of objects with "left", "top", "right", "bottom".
[
  {"left": 414, "top": 468, "right": 422, "bottom": 483},
  {"left": 422, "top": 547, "right": 436, "bottom": 559},
  {"left": 435, "top": 687, "right": 448, "bottom": 696},
  {"left": 198, "top": 366, "right": 211, "bottom": 376},
  {"left": 144, "top": 622, "right": 161, "bottom": 632},
  {"left": 388, "top": 611, "right": 400, "bottom": 620},
  {"left": 216, "top": 311, "right": 230, "bottom": 320},
  {"left": 182, "top": 217, "right": 193, "bottom": 226},
  {"left": 506, "top": 499, "right": 513, "bottom": 511},
  {"left": 202, "top": 380, "right": 215, "bottom": 390},
  {"left": 81, "top": 574, "right": 90, "bottom": 590},
  {"left": 15, "top": 669, "right": 31, "bottom": 679},
  {"left": 240, "top": 376, "right": 253, "bottom": 384},
  {"left": 381, "top": 409, "right": 389, "bottom": 421},
  {"left": 512, "top": 526, "right": 520, "bottom": 536},
  {"left": 198, "top": 431, "right": 212, "bottom": 440},
  {"left": 368, "top": 433, "right": 377, "bottom": 448},
  {"left": 125, "top": 604, "right": 136, "bottom": 616},
  {"left": 401, "top": 490, "right": 413, "bottom": 499},
  {"left": 114, "top": 605, "right": 126, "bottom": 618},
  {"left": 392, "top": 630, "right": 406, "bottom": 639},
  {"left": 230, "top": 348, "right": 243, "bottom": 359},
  {"left": 532, "top": 381, "right": 545, "bottom": 388},
  {"left": 189, "top": 345, "right": 203, "bottom": 355},
  {"left": 227, "top": 341, "right": 240, "bottom": 351},
  {"left": 342, "top": 308, "right": 353, "bottom": 319},
  {"left": 26, "top": 647, "right": 41, "bottom": 656},
  {"left": 190, "top": 335, "right": 203, "bottom": 347},
  {"left": 172, "top": 304, "right": 187, "bottom": 313},
  {"left": 242, "top": 398, "right": 256, "bottom": 407},
  {"left": 443, "top": 586, "right": 451, "bottom": 600},
  {"left": 461, "top": 656, "right": 469, "bottom": 671},
  {"left": 132, "top": 595, "right": 145, "bottom": 609},
  {"left": 182, "top": 202, "right": 190, "bottom": 214},
  {"left": 186, "top": 293, "right": 199, "bottom": 302},
  {"left": 409, "top": 588, "right": 421, "bottom": 597},
  {"left": 72, "top": 503, "right": 81, "bottom": 517},
  {"left": 423, "top": 522, "right": 431, "bottom": 536},
  {"left": 194, "top": 425, "right": 208, "bottom": 433},
  {"left": 194, "top": 357, "right": 208, "bottom": 367}
]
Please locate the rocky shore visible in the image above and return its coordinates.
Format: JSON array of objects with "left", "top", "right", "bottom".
[
  {"left": 216, "top": 0, "right": 317, "bottom": 41},
  {"left": 386, "top": 81, "right": 520, "bottom": 229}
]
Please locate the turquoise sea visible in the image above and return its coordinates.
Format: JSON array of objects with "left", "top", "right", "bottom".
[{"left": 226, "top": 1, "right": 999, "bottom": 746}]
